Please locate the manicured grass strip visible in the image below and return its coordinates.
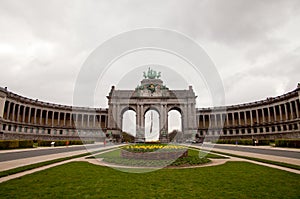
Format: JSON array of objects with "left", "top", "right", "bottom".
[
  {"left": 0, "top": 161, "right": 299, "bottom": 198},
  {"left": 209, "top": 150, "right": 300, "bottom": 170},
  {"left": 0, "top": 148, "right": 114, "bottom": 178}
]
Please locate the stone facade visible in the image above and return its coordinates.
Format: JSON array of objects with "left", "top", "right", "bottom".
[
  {"left": 106, "top": 76, "right": 197, "bottom": 142},
  {"left": 0, "top": 79, "right": 299, "bottom": 141}
]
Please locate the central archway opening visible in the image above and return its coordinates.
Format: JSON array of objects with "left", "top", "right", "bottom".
[
  {"left": 144, "top": 109, "right": 160, "bottom": 142},
  {"left": 122, "top": 109, "right": 136, "bottom": 137}
]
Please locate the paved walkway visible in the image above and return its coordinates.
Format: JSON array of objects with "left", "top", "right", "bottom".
[{"left": 197, "top": 143, "right": 300, "bottom": 166}]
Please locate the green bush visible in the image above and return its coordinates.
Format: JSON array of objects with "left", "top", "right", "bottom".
[
  {"left": 19, "top": 140, "right": 33, "bottom": 148},
  {"left": 275, "top": 139, "right": 300, "bottom": 148},
  {"left": 37, "top": 140, "right": 94, "bottom": 147},
  {"left": 0, "top": 140, "right": 32, "bottom": 149},
  {"left": 0, "top": 141, "right": 10, "bottom": 149},
  {"left": 217, "top": 139, "right": 270, "bottom": 146}
]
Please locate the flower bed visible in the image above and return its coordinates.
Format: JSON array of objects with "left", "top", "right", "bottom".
[{"left": 121, "top": 144, "right": 188, "bottom": 160}]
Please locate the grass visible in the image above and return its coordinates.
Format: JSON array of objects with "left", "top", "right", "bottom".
[
  {"left": 0, "top": 161, "right": 299, "bottom": 198},
  {"left": 91, "top": 148, "right": 226, "bottom": 167},
  {"left": 209, "top": 150, "right": 300, "bottom": 171},
  {"left": 0, "top": 148, "right": 113, "bottom": 178}
]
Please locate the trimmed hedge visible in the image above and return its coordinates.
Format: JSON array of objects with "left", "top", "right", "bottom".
[
  {"left": 37, "top": 140, "right": 95, "bottom": 147},
  {"left": 216, "top": 139, "right": 270, "bottom": 146},
  {"left": 0, "top": 140, "right": 33, "bottom": 149},
  {"left": 275, "top": 139, "right": 300, "bottom": 148}
]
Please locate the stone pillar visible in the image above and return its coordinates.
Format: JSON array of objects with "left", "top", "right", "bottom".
[
  {"left": 12, "top": 103, "right": 16, "bottom": 121},
  {"left": 203, "top": 114, "right": 206, "bottom": 127},
  {"left": 28, "top": 107, "right": 31, "bottom": 123},
  {"left": 262, "top": 108, "right": 265, "bottom": 123},
  {"left": 93, "top": 115, "right": 96, "bottom": 128},
  {"left": 39, "top": 109, "right": 43, "bottom": 125},
  {"left": 289, "top": 102, "right": 293, "bottom": 120},
  {"left": 267, "top": 107, "right": 271, "bottom": 123},
  {"left": 279, "top": 105, "right": 283, "bottom": 121},
  {"left": 295, "top": 100, "right": 299, "bottom": 118},
  {"left": 34, "top": 108, "right": 37, "bottom": 124},
  {"left": 250, "top": 110, "right": 253, "bottom": 126},
  {"left": 232, "top": 112, "right": 235, "bottom": 126},
  {"left": 6, "top": 101, "right": 11, "bottom": 120},
  {"left": 140, "top": 104, "right": 144, "bottom": 133},
  {"left": 16, "top": 105, "right": 20, "bottom": 122},
  {"left": 63, "top": 112, "right": 66, "bottom": 126},
  {"left": 87, "top": 114, "right": 90, "bottom": 127},
  {"left": 57, "top": 112, "right": 61, "bottom": 126},
  {"left": 238, "top": 112, "right": 241, "bottom": 126},
  {"left": 22, "top": 107, "right": 26, "bottom": 123},
  {"left": 45, "top": 110, "right": 49, "bottom": 125},
  {"left": 273, "top": 106, "right": 277, "bottom": 122},
  {"left": 226, "top": 113, "right": 229, "bottom": 127},
  {"left": 52, "top": 111, "right": 54, "bottom": 127},
  {"left": 284, "top": 103, "right": 288, "bottom": 120}
]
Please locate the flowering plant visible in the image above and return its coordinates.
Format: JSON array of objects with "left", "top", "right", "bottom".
[{"left": 122, "top": 144, "right": 187, "bottom": 153}]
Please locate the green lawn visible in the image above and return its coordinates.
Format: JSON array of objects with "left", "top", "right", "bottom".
[{"left": 0, "top": 161, "right": 299, "bottom": 198}]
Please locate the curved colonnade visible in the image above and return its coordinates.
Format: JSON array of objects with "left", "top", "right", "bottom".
[
  {"left": 0, "top": 87, "right": 108, "bottom": 141},
  {"left": 0, "top": 84, "right": 299, "bottom": 141},
  {"left": 197, "top": 84, "right": 300, "bottom": 140}
]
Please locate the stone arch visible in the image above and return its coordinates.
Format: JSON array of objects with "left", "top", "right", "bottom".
[
  {"left": 117, "top": 106, "right": 137, "bottom": 135},
  {"left": 168, "top": 108, "right": 182, "bottom": 133},
  {"left": 144, "top": 108, "right": 160, "bottom": 141}
]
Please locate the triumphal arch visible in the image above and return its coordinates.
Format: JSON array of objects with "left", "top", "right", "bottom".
[{"left": 106, "top": 68, "right": 197, "bottom": 141}]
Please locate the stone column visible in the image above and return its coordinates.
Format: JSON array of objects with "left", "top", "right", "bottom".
[
  {"left": 57, "top": 112, "right": 61, "bottom": 126},
  {"left": 16, "top": 105, "right": 20, "bottom": 122},
  {"left": 63, "top": 112, "right": 66, "bottom": 126},
  {"left": 267, "top": 107, "right": 271, "bottom": 123},
  {"left": 22, "top": 107, "right": 26, "bottom": 123},
  {"left": 255, "top": 109, "right": 259, "bottom": 124},
  {"left": 203, "top": 114, "right": 206, "bottom": 127},
  {"left": 278, "top": 105, "right": 283, "bottom": 121},
  {"left": 93, "top": 115, "right": 96, "bottom": 128},
  {"left": 289, "top": 102, "right": 293, "bottom": 120},
  {"left": 273, "top": 106, "right": 277, "bottom": 122},
  {"left": 295, "top": 100, "right": 299, "bottom": 118},
  {"left": 262, "top": 108, "right": 265, "bottom": 123},
  {"left": 39, "top": 109, "right": 43, "bottom": 125},
  {"left": 12, "top": 103, "right": 16, "bottom": 121},
  {"left": 232, "top": 112, "right": 235, "bottom": 126},
  {"left": 6, "top": 101, "right": 11, "bottom": 120},
  {"left": 34, "top": 108, "right": 37, "bottom": 124},
  {"left": 250, "top": 110, "right": 253, "bottom": 126},
  {"left": 45, "top": 110, "right": 49, "bottom": 125},
  {"left": 141, "top": 104, "right": 144, "bottom": 133},
  {"left": 284, "top": 103, "right": 289, "bottom": 121},
  {"left": 87, "top": 114, "right": 90, "bottom": 127},
  {"left": 226, "top": 113, "right": 229, "bottom": 127},
  {"left": 28, "top": 107, "right": 31, "bottom": 123},
  {"left": 52, "top": 111, "right": 54, "bottom": 127},
  {"left": 238, "top": 112, "right": 241, "bottom": 126}
]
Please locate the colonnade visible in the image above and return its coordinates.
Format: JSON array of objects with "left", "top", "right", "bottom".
[
  {"left": 1, "top": 99, "right": 108, "bottom": 137},
  {"left": 198, "top": 97, "right": 300, "bottom": 137}
]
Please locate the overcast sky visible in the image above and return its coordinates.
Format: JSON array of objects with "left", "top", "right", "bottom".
[{"left": 0, "top": 0, "right": 300, "bottom": 109}]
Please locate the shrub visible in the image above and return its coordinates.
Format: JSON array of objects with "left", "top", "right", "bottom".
[
  {"left": 37, "top": 140, "right": 94, "bottom": 147},
  {"left": 19, "top": 140, "right": 34, "bottom": 148},
  {"left": 275, "top": 139, "right": 300, "bottom": 148}
]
